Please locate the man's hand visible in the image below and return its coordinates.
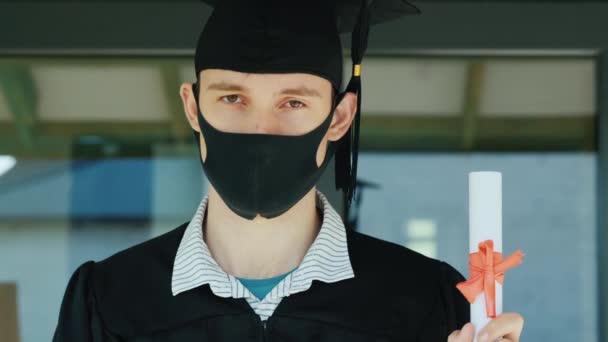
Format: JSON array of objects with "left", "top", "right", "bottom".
[{"left": 447, "top": 312, "right": 524, "bottom": 342}]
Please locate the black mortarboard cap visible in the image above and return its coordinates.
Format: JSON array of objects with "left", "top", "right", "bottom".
[{"left": 194, "top": 0, "right": 421, "bottom": 213}]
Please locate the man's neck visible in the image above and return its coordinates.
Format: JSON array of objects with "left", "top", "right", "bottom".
[{"left": 203, "top": 186, "right": 321, "bottom": 279}]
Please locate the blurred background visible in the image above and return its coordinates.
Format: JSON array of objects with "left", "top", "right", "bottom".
[{"left": 0, "top": 0, "right": 606, "bottom": 341}]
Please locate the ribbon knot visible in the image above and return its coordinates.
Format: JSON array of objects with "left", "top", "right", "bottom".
[{"left": 456, "top": 239, "right": 524, "bottom": 318}]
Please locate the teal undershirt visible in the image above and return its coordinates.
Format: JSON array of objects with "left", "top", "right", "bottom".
[{"left": 236, "top": 267, "right": 298, "bottom": 300}]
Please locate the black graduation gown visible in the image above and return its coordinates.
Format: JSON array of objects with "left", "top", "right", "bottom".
[{"left": 53, "top": 221, "right": 470, "bottom": 342}]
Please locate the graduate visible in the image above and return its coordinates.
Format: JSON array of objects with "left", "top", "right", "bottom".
[{"left": 53, "top": 0, "right": 524, "bottom": 341}]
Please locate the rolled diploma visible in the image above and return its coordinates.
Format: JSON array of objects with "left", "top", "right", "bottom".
[{"left": 469, "top": 171, "right": 502, "bottom": 341}]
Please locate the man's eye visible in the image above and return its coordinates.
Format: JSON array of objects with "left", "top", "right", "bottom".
[
  {"left": 286, "top": 100, "right": 304, "bottom": 108},
  {"left": 221, "top": 95, "right": 242, "bottom": 104}
]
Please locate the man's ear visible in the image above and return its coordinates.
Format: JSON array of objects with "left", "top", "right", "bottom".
[
  {"left": 180, "top": 82, "right": 201, "bottom": 133},
  {"left": 327, "top": 91, "right": 358, "bottom": 141},
  {"left": 180, "top": 82, "right": 208, "bottom": 161}
]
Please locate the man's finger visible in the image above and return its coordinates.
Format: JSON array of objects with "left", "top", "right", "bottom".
[
  {"left": 477, "top": 312, "right": 524, "bottom": 342},
  {"left": 448, "top": 322, "right": 474, "bottom": 342}
]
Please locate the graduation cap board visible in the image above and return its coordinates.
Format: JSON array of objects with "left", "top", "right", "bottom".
[{"left": 192, "top": 0, "right": 421, "bottom": 217}]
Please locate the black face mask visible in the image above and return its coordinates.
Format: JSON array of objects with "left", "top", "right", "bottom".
[{"left": 192, "top": 82, "right": 343, "bottom": 220}]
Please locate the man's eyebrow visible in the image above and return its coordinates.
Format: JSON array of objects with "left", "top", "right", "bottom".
[
  {"left": 205, "top": 82, "right": 322, "bottom": 98},
  {"left": 206, "top": 82, "right": 248, "bottom": 92},
  {"left": 278, "top": 86, "right": 322, "bottom": 98}
]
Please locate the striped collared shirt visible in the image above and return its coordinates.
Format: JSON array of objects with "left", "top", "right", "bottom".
[{"left": 171, "top": 189, "right": 355, "bottom": 321}]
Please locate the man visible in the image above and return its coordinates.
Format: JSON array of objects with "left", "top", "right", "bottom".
[{"left": 53, "top": 0, "right": 524, "bottom": 341}]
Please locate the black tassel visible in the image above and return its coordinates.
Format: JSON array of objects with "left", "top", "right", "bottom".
[{"left": 338, "top": 0, "right": 370, "bottom": 211}]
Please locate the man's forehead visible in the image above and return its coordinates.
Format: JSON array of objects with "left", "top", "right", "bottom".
[
  {"left": 199, "top": 69, "right": 332, "bottom": 95},
  {"left": 200, "top": 69, "right": 331, "bottom": 83}
]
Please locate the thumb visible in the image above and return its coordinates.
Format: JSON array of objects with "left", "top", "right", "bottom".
[{"left": 448, "top": 322, "right": 475, "bottom": 342}]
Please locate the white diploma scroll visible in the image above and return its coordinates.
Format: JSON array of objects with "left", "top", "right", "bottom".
[{"left": 469, "top": 171, "right": 502, "bottom": 341}]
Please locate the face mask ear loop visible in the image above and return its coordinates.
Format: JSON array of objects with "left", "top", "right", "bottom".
[
  {"left": 333, "top": 88, "right": 348, "bottom": 114},
  {"left": 325, "top": 88, "right": 348, "bottom": 133},
  {"left": 323, "top": 87, "right": 347, "bottom": 156},
  {"left": 192, "top": 81, "right": 200, "bottom": 107},
  {"left": 191, "top": 81, "right": 205, "bottom": 169}
]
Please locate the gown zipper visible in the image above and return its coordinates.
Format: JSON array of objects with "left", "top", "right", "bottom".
[{"left": 260, "top": 319, "right": 269, "bottom": 341}]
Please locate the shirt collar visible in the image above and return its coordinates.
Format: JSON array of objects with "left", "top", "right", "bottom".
[{"left": 171, "top": 189, "right": 355, "bottom": 300}]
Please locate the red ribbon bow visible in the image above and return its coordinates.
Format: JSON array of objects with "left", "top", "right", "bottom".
[{"left": 456, "top": 239, "right": 524, "bottom": 318}]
